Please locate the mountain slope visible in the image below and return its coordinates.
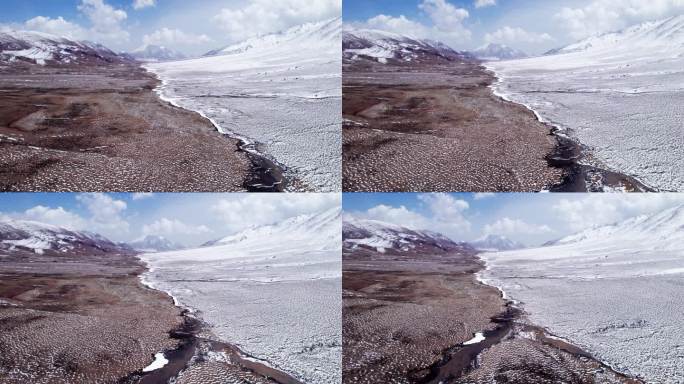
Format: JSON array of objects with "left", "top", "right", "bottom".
[
  {"left": 0, "top": 219, "right": 130, "bottom": 255},
  {"left": 0, "top": 30, "right": 131, "bottom": 66},
  {"left": 471, "top": 43, "right": 527, "bottom": 61},
  {"left": 343, "top": 216, "right": 470, "bottom": 254},
  {"left": 204, "top": 207, "right": 340, "bottom": 250},
  {"left": 471, "top": 234, "right": 525, "bottom": 251},
  {"left": 130, "top": 44, "right": 185, "bottom": 62},
  {"left": 547, "top": 15, "right": 684, "bottom": 56},
  {"left": 129, "top": 235, "right": 184, "bottom": 252},
  {"left": 549, "top": 204, "right": 684, "bottom": 250},
  {"left": 343, "top": 27, "right": 466, "bottom": 64},
  {"left": 205, "top": 17, "right": 340, "bottom": 57}
]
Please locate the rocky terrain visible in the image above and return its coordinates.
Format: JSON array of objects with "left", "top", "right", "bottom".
[
  {"left": 342, "top": 28, "right": 564, "bottom": 192},
  {"left": 0, "top": 220, "right": 182, "bottom": 383},
  {"left": 0, "top": 30, "right": 253, "bottom": 192},
  {"left": 342, "top": 217, "right": 642, "bottom": 383}
]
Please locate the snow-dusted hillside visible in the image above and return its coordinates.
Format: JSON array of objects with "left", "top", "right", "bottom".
[
  {"left": 129, "top": 235, "right": 184, "bottom": 252},
  {"left": 480, "top": 204, "right": 684, "bottom": 382},
  {"left": 470, "top": 43, "right": 527, "bottom": 61},
  {"left": 146, "top": 18, "right": 341, "bottom": 192},
  {"left": 488, "top": 15, "right": 684, "bottom": 191},
  {"left": 470, "top": 234, "right": 525, "bottom": 251},
  {"left": 343, "top": 27, "right": 464, "bottom": 64},
  {"left": 130, "top": 44, "right": 185, "bottom": 62},
  {"left": 343, "top": 216, "right": 467, "bottom": 254},
  {"left": 0, "top": 219, "right": 128, "bottom": 255},
  {"left": 0, "top": 30, "right": 130, "bottom": 66},
  {"left": 141, "top": 207, "right": 342, "bottom": 383}
]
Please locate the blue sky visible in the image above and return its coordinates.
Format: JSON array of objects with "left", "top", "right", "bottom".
[
  {"left": 0, "top": 0, "right": 341, "bottom": 55},
  {"left": 344, "top": 0, "right": 684, "bottom": 54},
  {"left": 344, "top": 193, "right": 684, "bottom": 246},
  {"left": 0, "top": 193, "right": 340, "bottom": 246}
]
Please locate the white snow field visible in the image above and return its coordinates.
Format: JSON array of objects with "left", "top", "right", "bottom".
[
  {"left": 480, "top": 205, "right": 684, "bottom": 382},
  {"left": 488, "top": 15, "right": 684, "bottom": 191},
  {"left": 146, "top": 18, "right": 342, "bottom": 192},
  {"left": 141, "top": 207, "right": 342, "bottom": 384}
]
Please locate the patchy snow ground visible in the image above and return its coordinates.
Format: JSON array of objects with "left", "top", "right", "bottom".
[
  {"left": 480, "top": 205, "right": 684, "bottom": 382},
  {"left": 488, "top": 15, "right": 684, "bottom": 191},
  {"left": 146, "top": 18, "right": 341, "bottom": 192},
  {"left": 141, "top": 207, "right": 342, "bottom": 384}
]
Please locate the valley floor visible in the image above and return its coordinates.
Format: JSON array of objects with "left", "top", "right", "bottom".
[
  {"left": 0, "top": 64, "right": 254, "bottom": 192},
  {"left": 342, "top": 59, "right": 644, "bottom": 192},
  {"left": 342, "top": 246, "right": 641, "bottom": 383},
  {"left": 0, "top": 247, "right": 301, "bottom": 384}
]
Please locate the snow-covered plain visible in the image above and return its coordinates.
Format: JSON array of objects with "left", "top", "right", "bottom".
[
  {"left": 141, "top": 208, "right": 342, "bottom": 384},
  {"left": 145, "top": 18, "right": 342, "bottom": 192},
  {"left": 488, "top": 15, "right": 684, "bottom": 191},
  {"left": 480, "top": 205, "right": 684, "bottom": 382}
]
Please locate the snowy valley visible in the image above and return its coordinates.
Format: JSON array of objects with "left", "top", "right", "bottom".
[
  {"left": 480, "top": 205, "right": 684, "bottom": 382},
  {"left": 488, "top": 15, "right": 684, "bottom": 191},
  {"left": 141, "top": 208, "right": 342, "bottom": 384},
  {"left": 146, "top": 18, "right": 342, "bottom": 192}
]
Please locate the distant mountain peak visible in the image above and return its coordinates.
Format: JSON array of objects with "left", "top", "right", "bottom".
[
  {"left": 471, "top": 234, "right": 525, "bottom": 251},
  {"left": 129, "top": 234, "right": 185, "bottom": 253},
  {"left": 470, "top": 43, "right": 527, "bottom": 61},
  {"left": 130, "top": 44, "right": 186, "bottom": 62}
]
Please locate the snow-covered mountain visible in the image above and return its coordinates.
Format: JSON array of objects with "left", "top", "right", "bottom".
[
  {"left": 343, "top": 216, "right": 469, "bottom": 254},
  {"left": 0, "top": 219, "right": 130, "bottom": 255},
  {"left": 129, "top": 235, "right": 184, "bottom": 253},
  {"left": 471, "top": 234, "right": 525, "bottom": 251},
  {"left": 203, "top": 208, "right": 340, "bottom": 250},
  {"left": 546, "top": 15, "right": 684, "bottom": 56},
  {"left": 130, "top": 44, "right": 185, "bottom": 62},
  {"left": 205, "top": 17, "right": 340, "bottom": 57},
  {"left": 0, "top": 30, "right": 131, "bottom": 66},
  {"left": 343, "top": 27, "right": 466, "bottom": 64},
  {"left": 548, "top": 205, "right": 684, "bottom": 250},
  {"left": 470, "top": 43, "right": 527, "bottom": 61}
]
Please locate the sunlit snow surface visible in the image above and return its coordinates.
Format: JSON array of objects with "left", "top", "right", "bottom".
[
  {"left": 141, "top": 208, "right": 342, "bottom": 384},
  {"left": 145, "top": 18, "right": 342, "bottom": 192},
  {"left": 480, "top": 205, "right": 684, "bottom": 382},
  {"left": 488, "top": 16, "right": 684, "bottom": 191}
]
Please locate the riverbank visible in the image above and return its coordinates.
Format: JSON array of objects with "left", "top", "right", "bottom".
[
  {"left": 342, "top": 243, "right": 644, "bottom": 383},
  {"left": 486, "top": 68, "right": 653, "bottom": 192}
]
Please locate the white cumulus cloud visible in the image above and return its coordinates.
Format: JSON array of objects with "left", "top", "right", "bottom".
[
  {"left": 133, "top": 0, "right": 156, "bottom": 10},
  {"left": 143, "top": 218, "right": 211, "bottom": 236},
  {"left": 24, "top": 16, "right": 87, "bottom": 39},
  {"left": 484, "top": 26, "right": 553, "bottom": 44},
  {"left": 142, "top": 28, "right": 212, "bottom": 47},
  {"left": 484, "top": 217, "right": 553, "bottom": 235},
  {"left": 475, "top": 0, "right": 496, "bottom": 8}
]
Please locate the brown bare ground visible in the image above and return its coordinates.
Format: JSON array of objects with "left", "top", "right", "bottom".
[
  {"left": 343, "top": 60, "right": 564, "bottom": 192},
  {"left": 0, "top": 64, "right": 251, "bottom": 192}
]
